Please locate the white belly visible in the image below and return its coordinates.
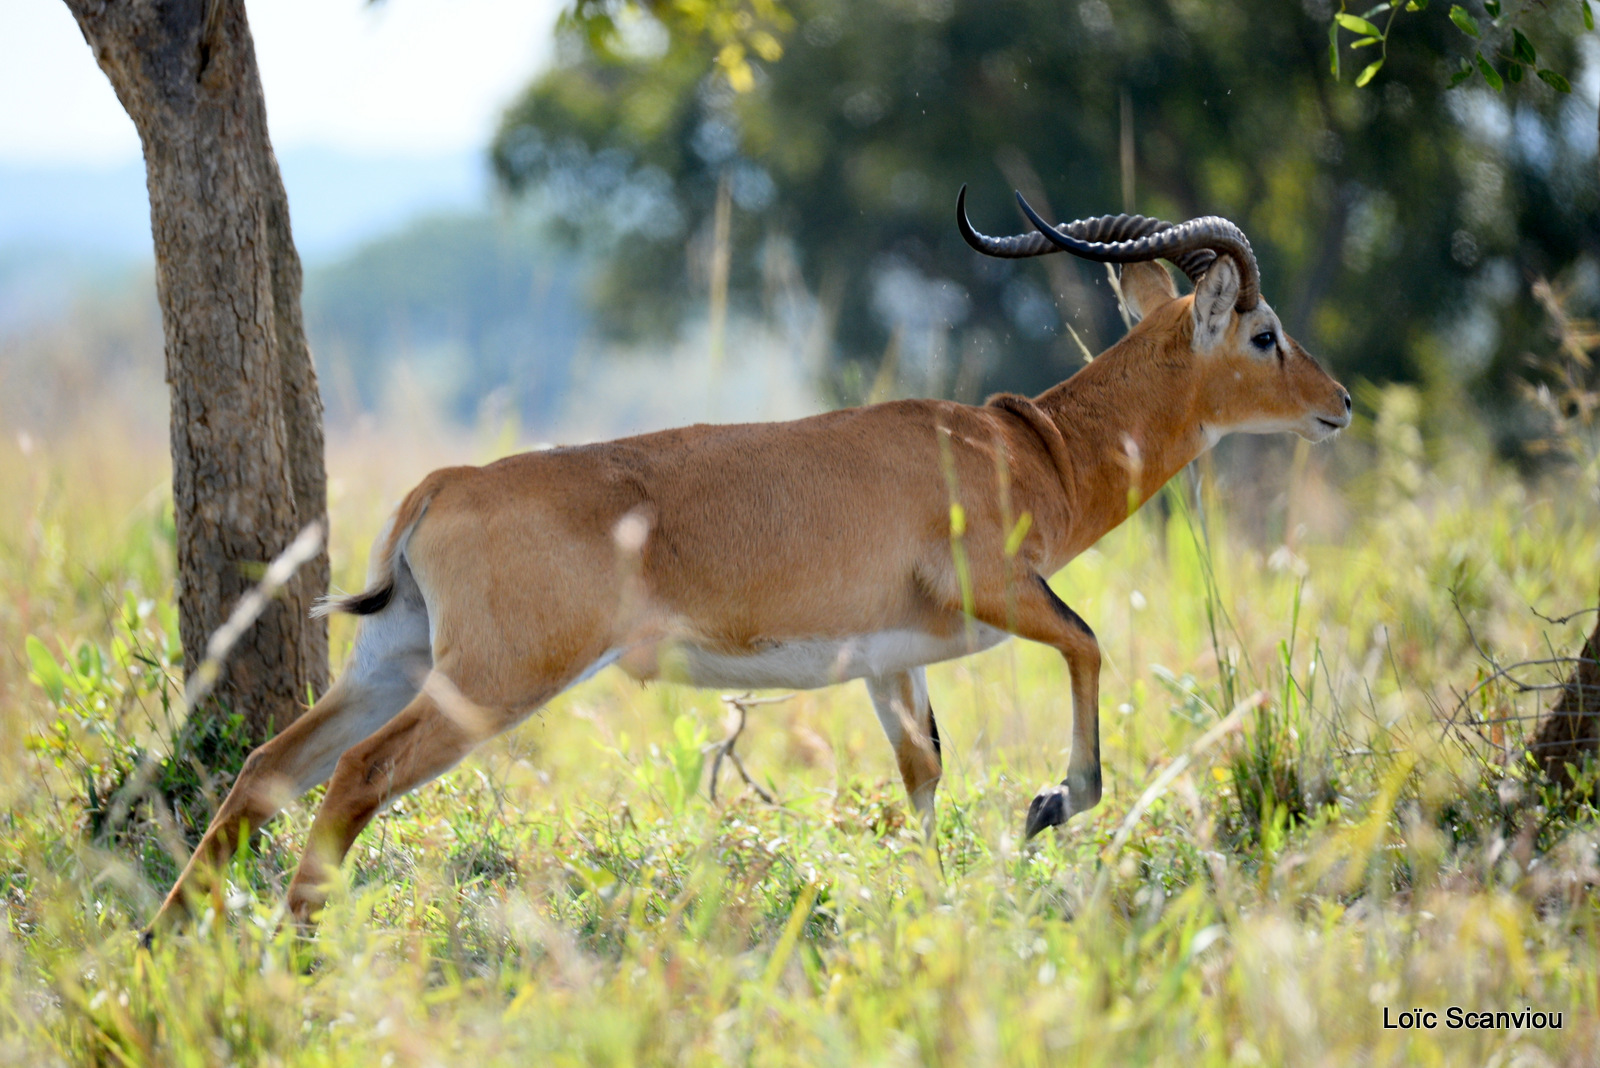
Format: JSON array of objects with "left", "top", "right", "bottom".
[{"left": 666, "top": 625, "right": 1011, "bottom": 689}]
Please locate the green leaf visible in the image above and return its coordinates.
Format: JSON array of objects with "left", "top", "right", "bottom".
[
  {"left": 1585, "top": 1, "right": 1595, "bottom": 33},
  {"left": 1512, "top": 29, "right": 1536, "bottom": 65},
  {"left": 1449, "top": 67, "right": 1474, "bottom": 87},
  {"left": 1485, "top": 0, "right": 1501, "bottom": 15},
  {"left": 1404, "top": 0, "right": 1428, "bottom": 10},
  {"left": 1537, "top": 68, "right": 1573, "bottom": 92},
  {"left": 1329, "top": 21, "right": 1340, "bottom": 78},
  {"left": 1508, "top": 61, "right": 1523, "bottom": 83},
  {"left": 26, "top": 636, "right": 66, "bottom": 704},
  {"left": 1356, "top": 58, "right": 1385, "bottom": 87},
  {"left": 1475, "top": 51, "right": 1503, "bottom": 90},
  {"left": 1336, "top": 13, "right": 1384, "bottom": 36},
  {"left": 1352, "top": 36, "right": 1383, "bottom": 48},
  {"left": 1449, "top": 4, "right": 1480, "bottom": 36},
  {"left": 673, "top": 713, "right": 702, "bottom": 751},
  {"left": 74, "top": 641, "right": 103, "bottom": 685}
]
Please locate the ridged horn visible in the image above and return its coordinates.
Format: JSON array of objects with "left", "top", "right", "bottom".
[
  {"left": 957, "top": 184, "right": 1169, "bottom": 258},
  {"left": 1013, "top": 191, "right": 1260, "bottom": 311},
  {"left": 953, "top": 184, "right": 1261, "bottom": 311}
]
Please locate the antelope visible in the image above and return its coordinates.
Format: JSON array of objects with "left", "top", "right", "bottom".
[{"left": 148, "top": 189, "right": 1350, "bottom": 935}]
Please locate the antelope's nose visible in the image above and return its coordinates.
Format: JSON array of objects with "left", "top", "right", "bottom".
[{"left": 1318, "top": 387, "right": 1354, "bottom": 432}]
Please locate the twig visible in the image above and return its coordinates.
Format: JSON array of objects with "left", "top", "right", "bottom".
[
  {"left": 1532, "top": 605, "right": 1600, "bottom": 627},
  {"left": 1453, "top": 592, "right": 1503, "bottom": 680},
  {"left": 708, "top": 692, "right": 788, "bottom": 804},
  {"left": 1442, "top": 643, "right": 1600, "bottom": 767},
  {"left": 1451, "top": 655, "right": 1598, "bottom": 710}
]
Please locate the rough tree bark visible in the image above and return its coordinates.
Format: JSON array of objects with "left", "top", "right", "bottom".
[{"left": 65, "top": 0, "right": 329, "bottom": 744}]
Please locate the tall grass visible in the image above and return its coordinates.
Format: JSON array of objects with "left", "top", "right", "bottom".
[{"left": 1, "top": 387, "right": 1597, "bottom": 1065}]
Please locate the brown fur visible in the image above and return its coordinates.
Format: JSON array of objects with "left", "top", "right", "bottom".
[{"left": 149, "top": 261, "right": 1349, "bottom": 933}]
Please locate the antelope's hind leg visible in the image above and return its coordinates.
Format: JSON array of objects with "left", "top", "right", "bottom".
[
  {"left": 147, "top": 590, "right": 432, "bottom": 935},
  {"left": 283, "top": 654, "right": 554, "bottom": 926},
  {"left": 865, "top": 668, "right": 944, "bottom": 851}
]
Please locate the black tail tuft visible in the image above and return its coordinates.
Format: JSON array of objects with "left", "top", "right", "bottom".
[
  {"left": 311, "top": 580, "right": 394, "bottom": 619},
  {"left": 342, "top": 582, "right": 395, "bottom": 615}
]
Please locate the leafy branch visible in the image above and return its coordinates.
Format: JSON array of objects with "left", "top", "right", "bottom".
[
  {"left": 562, "top": 0, "right": 793, "bottom": 91},
  {"left": 1330, "top": 0, "right": 1586, "bottom": 92},
  {"left": 1331, "top": 0, "right": 1411, "bottom": 87}
]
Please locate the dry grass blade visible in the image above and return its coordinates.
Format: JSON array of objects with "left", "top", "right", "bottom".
[{"left": 183, "top": 521, "right": 326, "bottom": 714}]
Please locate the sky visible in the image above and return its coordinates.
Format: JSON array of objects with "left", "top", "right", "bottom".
[
  {"left": 1, "top": 0, "right": 562, "bottom": 166},
  {"left": 0, "top": 1, "right": 566, "bottom": 267}
]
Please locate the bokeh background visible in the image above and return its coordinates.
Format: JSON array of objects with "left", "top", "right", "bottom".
[{"left": 4, "top": 0, "right": 1597, "bottom": 460}]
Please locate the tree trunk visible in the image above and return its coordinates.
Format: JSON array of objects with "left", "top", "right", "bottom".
[
  {"left": 65, "top": 0, "right": 329, "bottom": 744},
  {"left": 1530, "top": 584, "right": 1600, "bottom": 792}
]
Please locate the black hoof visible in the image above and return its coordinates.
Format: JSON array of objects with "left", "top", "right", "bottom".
[{"left": 1024, "top": 784, "right": 1071, "bottom": 840}]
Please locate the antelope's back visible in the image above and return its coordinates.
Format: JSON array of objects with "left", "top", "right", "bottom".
[{"left": 403, "top": 402, "right": 981, "bottom": 640}]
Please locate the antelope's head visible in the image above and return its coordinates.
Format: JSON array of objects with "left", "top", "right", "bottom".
[{"left": 957, "top": 188, "right": 1352, "bottom": 444}]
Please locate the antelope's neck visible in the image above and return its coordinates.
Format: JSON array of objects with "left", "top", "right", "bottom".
[{"left": 1032, "top": 354, "right": 1208, "bottom": 555}]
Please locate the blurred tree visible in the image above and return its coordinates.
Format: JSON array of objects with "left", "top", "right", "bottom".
[
  {"left": 1327, "top": 0, "right": 1586, "bottom": 100},
  {"left": 496, "top": 0, "right": 1596, "bottom": 410},
  {"left": 1322, "top": 1, "right": 1600, "bottom": 793},
  {"left": 305, "top": 213, "right": 588, "bottom": 424},
  {"left": 63, "top": 0, "right": 328, "bottom": 746},
  {"left": 562, "top": 0, "right": 793, "bottom": 92},
  {"left": 1521, "top": 274, "right": 1600, "bottom": 791}
]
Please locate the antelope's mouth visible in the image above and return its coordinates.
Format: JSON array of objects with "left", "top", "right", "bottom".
[{"left": 1306, "top": 412, "right": 1351, "bottom": 442}]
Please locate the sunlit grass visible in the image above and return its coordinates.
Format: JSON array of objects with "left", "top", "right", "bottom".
[{"left": 2, "top": 392, "right": 1598, "bottom": 1065}]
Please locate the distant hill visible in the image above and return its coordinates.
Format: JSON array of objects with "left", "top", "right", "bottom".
[
  {"left": 1, "top": 151, "right": 591, "bottom": 425},
  {"left": 1, "top": 149, "right": 593, "bottom": 430},
  {"left": 0, "top": 148, "right": 488, "bottom": 266},
  {"left": 303, "top": 210, "right": 588, "bottom": 424}
]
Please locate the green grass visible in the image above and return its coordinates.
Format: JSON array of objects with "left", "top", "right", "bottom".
[{"left": 2, "top": 391, "right": 1598, "bottom": 1065}]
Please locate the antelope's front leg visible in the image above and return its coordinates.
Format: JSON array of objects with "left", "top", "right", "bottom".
[{"left": 977, "top": 574, "right": 1103, "bottom": 838}]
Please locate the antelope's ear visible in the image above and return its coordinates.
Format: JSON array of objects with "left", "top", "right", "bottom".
[
  {"left": 1191, "top": 255, "right": 1240, "bottom": 351},
  {"left": 1119, "top": 261, "right": 1178, "bottom": 324}
]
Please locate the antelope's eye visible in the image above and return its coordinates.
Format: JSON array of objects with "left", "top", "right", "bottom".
[{"left": 1251, "top": 331, "right": 1276, "bottom": 351}]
